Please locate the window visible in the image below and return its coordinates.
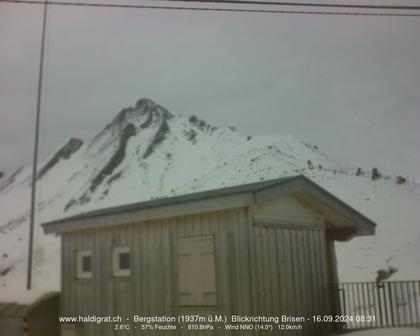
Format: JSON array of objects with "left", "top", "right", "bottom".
[
  {"left": 177, "top": 236, "right": 217, "bottom": 306},
  {"left": 112, "top": 246, "right": 131, "bottom": 277},
  {"left": 76, "top": 250, "right": 92, "bottom": 279}
]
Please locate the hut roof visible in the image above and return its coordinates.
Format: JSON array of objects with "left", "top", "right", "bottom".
[
  {"left": 0, "top": 292, "right": 59, "bottom": 317},
  {"left": 0, "top": 302, "right": 28, "bottom": 317},
  {"left": 42, "top": 175, "right": 376, "bottom": 240}
]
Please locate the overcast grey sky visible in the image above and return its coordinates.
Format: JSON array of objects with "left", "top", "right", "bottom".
[{"left": 1, "top": 0, "right": 419, "bottom": 178}]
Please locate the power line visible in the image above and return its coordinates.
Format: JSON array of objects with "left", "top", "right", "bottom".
[
  {"left": 164, "top": 0, "right": 420, "bottom": 11},
  {"left": 1, "top": 0, "right": 420, "bottom": 16}
]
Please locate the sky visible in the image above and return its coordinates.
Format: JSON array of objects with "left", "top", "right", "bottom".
[{"left": 1, "top": 0, "right": 420, "bottom": 178}]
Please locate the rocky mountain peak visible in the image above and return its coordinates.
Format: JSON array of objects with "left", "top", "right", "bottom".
[
  {"left": 1, "top": 97, "right": 420, "bottom": 305},
  {"left": 88, "top": 98, "right": 173, "bottom": 153},
  {"left": 111, "top": 98, "right": 173, "bottom": 130}
]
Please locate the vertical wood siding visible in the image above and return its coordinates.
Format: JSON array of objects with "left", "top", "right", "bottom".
[
  {"left": 250, "top": 224, "right": 331, "bottom": 336},
  {"left": 62, "top": 202, "right": 334, "bottom": 336},
  {"left": 62, "top": 208, "right": 252, "bottom": 336}
]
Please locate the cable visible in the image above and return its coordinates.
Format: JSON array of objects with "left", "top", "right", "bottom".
[
  {"left": 164, "top": 0, "right": 420, "bottom": 11},
  {"left": 1, "top": 0, "right": 420, "bottom": 16}
]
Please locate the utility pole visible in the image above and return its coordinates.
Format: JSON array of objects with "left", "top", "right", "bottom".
[{"left": 27, "top": 0, "right": 48, "bottom": 290}]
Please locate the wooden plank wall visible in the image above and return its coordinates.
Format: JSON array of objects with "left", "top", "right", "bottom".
[
  {"left": 61, "top": 200, "right": 335, "bottom": 336},
  {"left": 62, "top": 208, "right": 253, "bottom": 336},
  {"left": 251, "top": 195, "right": 334, "bottom": 336},
  {"left": 251, "top": 224, "right": 331, "bottom": 336}
]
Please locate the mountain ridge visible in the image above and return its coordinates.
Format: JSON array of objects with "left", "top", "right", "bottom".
[{"left": 0, "top": 98, "right": 419, "bottom": 304}]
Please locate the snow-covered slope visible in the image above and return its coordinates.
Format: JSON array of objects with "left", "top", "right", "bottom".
[{"left": 0, "top": 98, "right": 419, "bottom": 303}]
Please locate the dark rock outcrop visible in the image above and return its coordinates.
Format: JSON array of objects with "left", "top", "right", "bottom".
[
  {"left": 143, "top": 121, "right": 170, "bottom": 159},
  {"left": 0, "top": 166, "right": 23, "bottom": 192},
  {"left": 90, "top": 124, "right": 136, "bottom": 192},
  {"left": 37, "top": 138, "right": 83, "bottom": 179}
]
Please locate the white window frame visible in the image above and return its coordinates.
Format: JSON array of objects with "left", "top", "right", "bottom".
[
  {"left": 112, "top": 246, "right": 131, "bottom": 277},
  {"left": 76, "top": 250, "right": 92, "bottom": 279}
]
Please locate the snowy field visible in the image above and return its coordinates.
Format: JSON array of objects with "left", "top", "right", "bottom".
[{"left": 1, "top": 100, "right": 419, "bottom": 304}]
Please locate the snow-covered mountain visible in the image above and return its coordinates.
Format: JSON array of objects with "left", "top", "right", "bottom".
[{"left": 1, "top": 98, "right": 419, "bottom": 303}]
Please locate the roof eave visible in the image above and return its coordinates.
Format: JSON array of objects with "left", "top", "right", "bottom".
[
  {"left": 42, "top": 175, "right": 377, "bottom": 237},
  {"left": 42, "top": 191, "right": 255, "bottom": 234},
  {"left": 254, "top": 176, "right": 376, "bottom": 239}
]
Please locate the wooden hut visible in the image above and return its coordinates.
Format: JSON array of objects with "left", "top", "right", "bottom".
[
  {"left": 0, "top": 292, "right": 59, "bottom": 336},
  {"left": 42, "top": 175, "right": 376, "bottom": 336}
]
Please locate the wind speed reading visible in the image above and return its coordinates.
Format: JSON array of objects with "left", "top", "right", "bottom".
[{"left": 73, "top": 314, "right": 377, "bottom": 332}]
